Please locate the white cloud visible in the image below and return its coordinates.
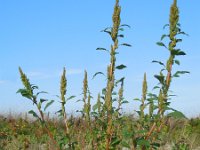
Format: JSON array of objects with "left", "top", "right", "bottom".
[
  {"left": 27, "top": 71, "right": 51, "bottom": 79},
  {"left": 0, "top": 80, "right": 6, "bottom": 84},
  {"left": 65, "top": 69, "right": 83, "bottom": 75},
  {"left": 27, "top": 69, "right": 83, "bottom": 80}
]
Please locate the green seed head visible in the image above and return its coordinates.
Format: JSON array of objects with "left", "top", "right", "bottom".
[
  {"left": 60, "top": 68, "right": 67, "bottom": 102},
  {"left": 18, "top": 67, "right": 32, "bottom": 94},
  {"left": 111, "top": 0, "right": 121, "bottom": 42},
  {"left": 142, "top": 73, "right": 147, "bottom": 100},
  {"left": 169, "top": 0, "right": 179, "bottom": 40},
  {"left": 83, "top": 70, "right": 88, "bottom": 103}
]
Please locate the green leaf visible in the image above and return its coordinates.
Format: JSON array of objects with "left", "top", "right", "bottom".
[
  {"left": 120, "top": 43, "right": 132, "bottom": 47},
  {"left": 39, "top": 98, "right": 47, "bottom": 109},
  {"left": 152, "top": 60, "right": 165, "bottom": 67},
  {"left": 176, "top": 39, "right": 182, "bottom": 43},
  {"left": 167, "top": 111, "right": 187, "bottom": 119},
  {"left": 154, "top": 74, "right": 165, "bottom": 84},
  {"left": 92, "top": 72, "right": 105, "bottom": 79},
  {"left": 116, "top": 64, "right": 127, "bottom": 70},
  {"left": 156, "top": 42, "right": 167, "bottom": 49},
  {"left": 120, "top": 24, "right": 131, "bottom": 28},
  {"left": 31, "top": 84, "right": 38, "bottom": 90},
  {"left": 174, "top": 60, "right": 180, "bottom": 65},
  {"left": 121, "top": 100, "right": 129, "bottom": 104},
  {"left": 76, "top": 99, "right": 82, "bottom": 103},
  {"left": 115, "top": 77, "right": 125, "bottom": 85},
  {"left": 67, "top": 95, "right": 76, "bottom": 101},
  {"left": 163, "top": 24, "right": 169, "bottom": 29},
  {"left": 178, "top": 31, "right": 189, "bottom": 36},
  {"left": 173, "top": 71, "right": 190, "bottom": 78},
  {"left": 101, "top": 27, "right": 112, "bottom": 31},
  {"left": 101, "top": 27, "right": 112, "bottom": 35},
  {"left": 44, "top": 100, "right": 54, "bottom": 111},
  {"left": 36, "top": 91, "right": 48, "bottom": 97},
  {"left": 28, "top": 110, "right": 39, "bottom": 119},
  {"left": 17, "top": 89, "right": 32, "bottom": 100},
  {"left": 152, "top": 86, "right": 160, "bottom": 90},
  {"left": 118, "top": 34, "right": 124, "bottom": 38},
  {"left": 134, "top": 98, "right": 141, "bottom": 102},
  {"left": 40, "top": 98, "right": 47, "bottom": 103},
  {"left": 103, "top": 30, "right": 111, "bottom": 35},
  {"left": 118, "top": 28, "right": 124, "bottom": 31},
  {"left": 96, "top": 47, "right": 109, "bottom": 52},
  {"left": 171, "top": 49, "right": 186, "bottom": 56},
  {"left": 161, "top": 34, "right": 168, "bottom": 41},
  {"left": 102, "top": 88, "right": 107, "bottom": 95}
]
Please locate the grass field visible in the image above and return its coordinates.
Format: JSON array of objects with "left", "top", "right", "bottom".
[{"left": 0, "top": 114, "right": 200, "bottom": 149}]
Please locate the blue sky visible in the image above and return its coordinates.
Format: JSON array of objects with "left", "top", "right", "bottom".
[{"left": 0, "top": 0, "right": 199, "bottom": 117}]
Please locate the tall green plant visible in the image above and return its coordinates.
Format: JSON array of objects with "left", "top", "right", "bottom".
[
  {"left": 142, "top": 0, "right": 188, "bottom": 148},
  {"left": 82, "top": 70, "right": 91, "bottom": 126},
  {"left": 17, "top": 67, "right": 58, "bottom": 149},
  {"left": 95, "top": 0, "right": 132, "bottom": 149},
  {"left": 152, "top": 0, "right": 188, "bottom": 134}
]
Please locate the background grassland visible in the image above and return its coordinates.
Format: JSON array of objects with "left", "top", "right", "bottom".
[{"left": 0, "top": 114, "right": 200, "bottom": 149}]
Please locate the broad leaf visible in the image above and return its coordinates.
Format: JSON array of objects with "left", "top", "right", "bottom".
[
  {"left": 163, "top": 24, "right": 169, "bottom": 29},
  {"left": 167, "top": 111, "right": 187, "bottom": 119},
  {"left": 152, "top": 60, "right": 165, "bottom": 67},
  {"left": 44, "top": 100, "right": 54, "bottom": 111},
  {"left": 67, "top": 95, "right": 76, "bottom": 101},
  {"left": 178, "top": 31, "right": 189, "bottom": 36},
  {"left": 120, "top": 43, "right": 132, "bottom": 47},
  {"left": 17, "top": 89, "right": 32, "bottom": 100},
  {"left": 173, "top": 71, "right": 190, "bottom": 78},
  {"left": 115, "top": 77, "right": 125, "bottom": 85},
  {"left": 174, "top": 60, "right": 180, "bottom": 65},
  {"left": 154, "top": 74, "right": 165, "bottom": 85},
  {"left": 116, "top": 64, "right": 127, "bottom": 70},
  {"left": 92, "top": 72, "right": 105, "bottom": 79},
  {"left": 161, "top": 34, "right": 169, "bottom": 41},
  {"left": 102, "top": 88, "right": 107, "bottom": 95},
  {"left": 96, "top": 47, "right": 109, "bottom": 52},
  {"left": 28, "top": 110, "right": 39, "bottom": 119},
  {"left": 121, "top": 100, "right": 129, "bottom": 104},
  {"left": 120, "top": 24, "right": 131, "bottom": 28},
  {"left": 176, "top": 39, "right": 182, "bottom": 43},
  {"left": 40, "top": 98, "right": 47, "bottom": 103},
  {"left": 118, "top": 34, "right": 124, "bottom": 38},
  {"left": 171, "top": 49, "right": 186, "bottom": 56},
  {"left": 156, "top": 42, "right": 167, "bottom": 49}
]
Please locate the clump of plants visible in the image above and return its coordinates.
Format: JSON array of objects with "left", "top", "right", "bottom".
[{"left": 14, "top": 0, "right": 193, "bottom": 149}]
